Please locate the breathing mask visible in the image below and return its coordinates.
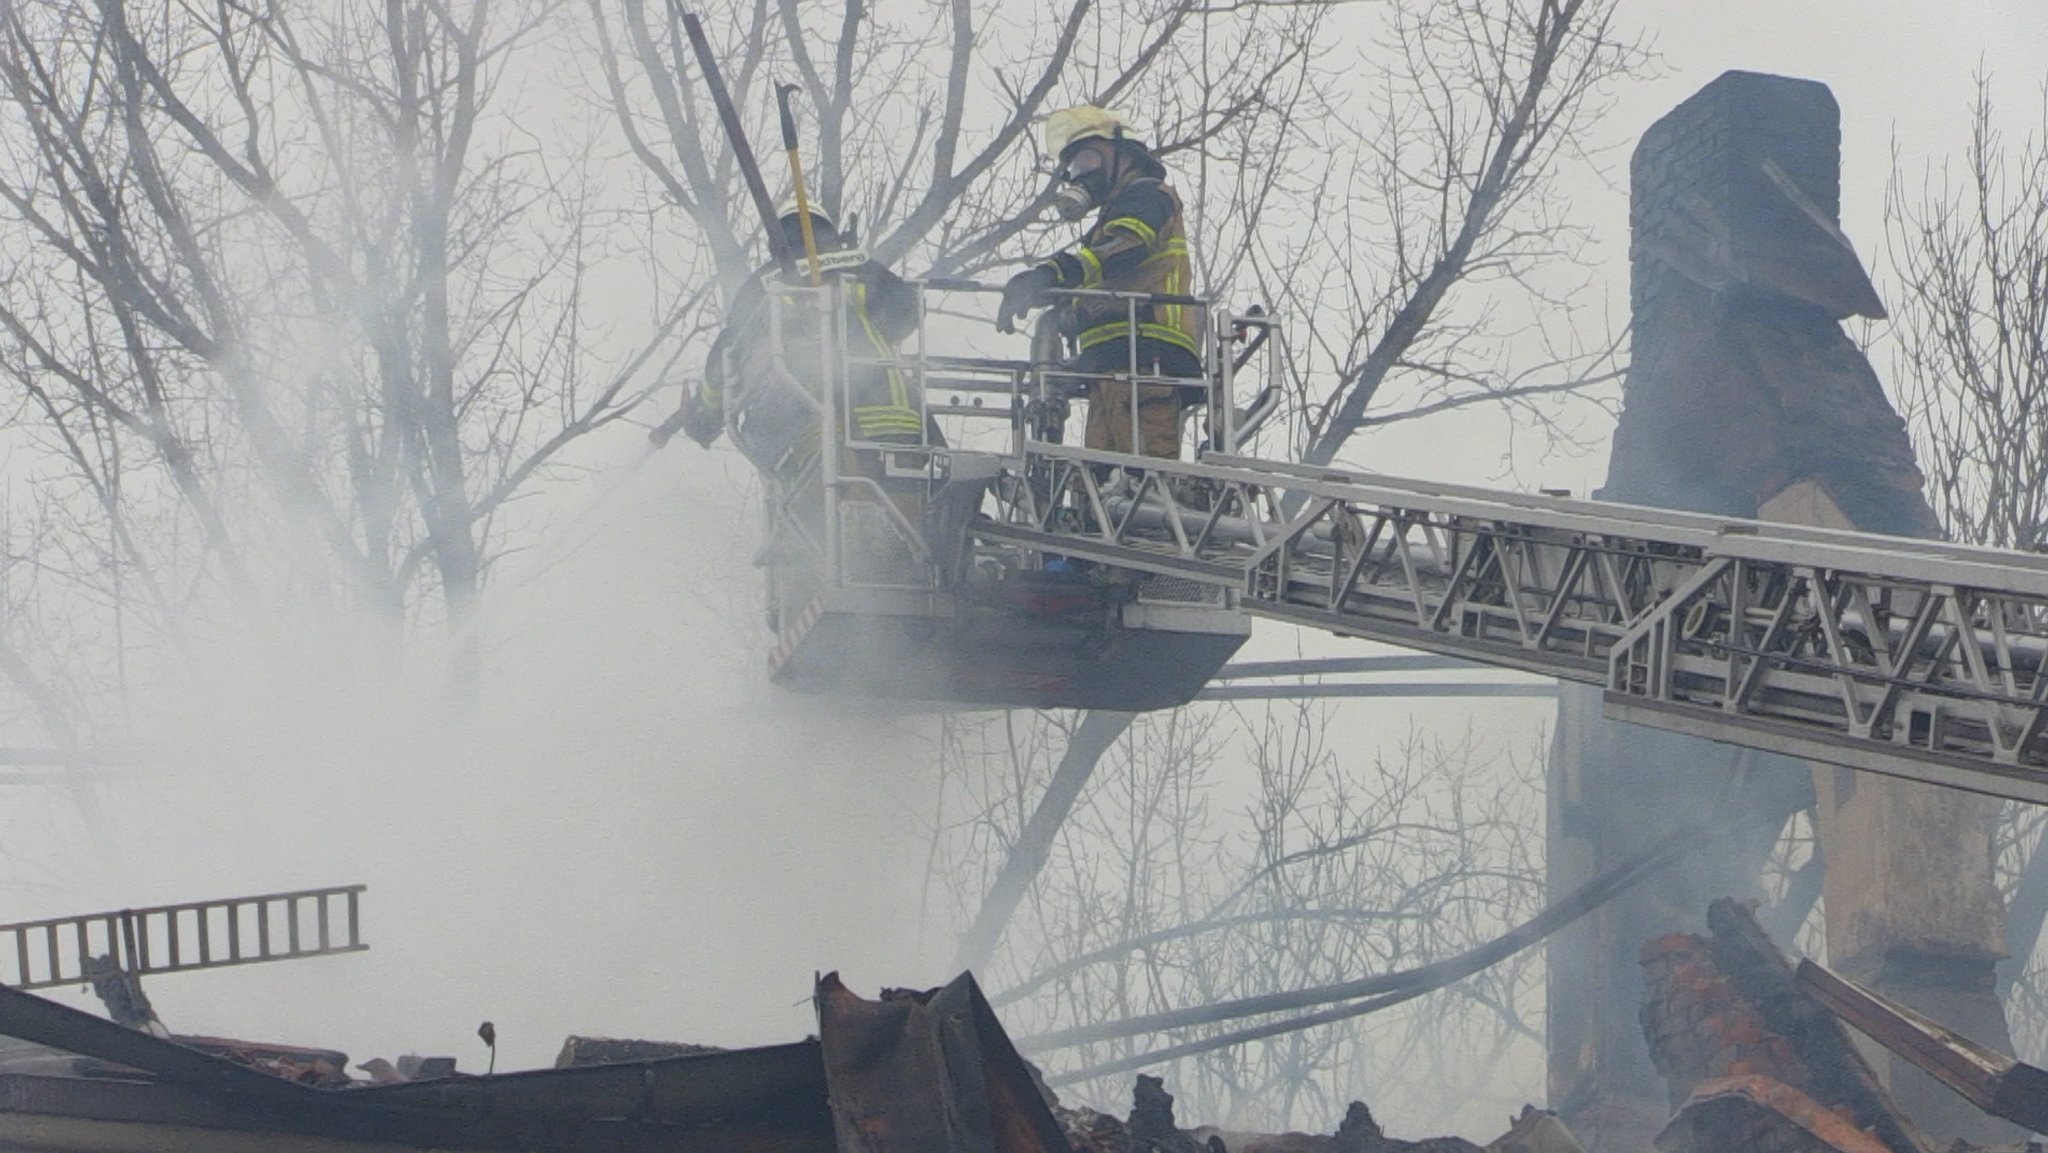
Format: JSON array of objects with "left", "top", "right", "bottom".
[
  {"left": 1053, "top": 145, "right": 1113, "bottom": 222},
  {"left": 1053, "top": 181, "right": 1094, "bottom": 222}
]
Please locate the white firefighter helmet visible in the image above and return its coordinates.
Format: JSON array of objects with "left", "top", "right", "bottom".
[
  {"left": 1044, "top": 106, "right": 1138, "bottom": 160},
  {"left": 774, "top": 197, "right": 835, "bottom": 233}
]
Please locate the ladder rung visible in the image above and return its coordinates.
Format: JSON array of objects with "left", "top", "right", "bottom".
[{"left": 0, "top": 885, "right": 368, "bottom": 991}]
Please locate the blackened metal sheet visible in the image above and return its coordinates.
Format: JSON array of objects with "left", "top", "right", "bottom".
[
  {"left": 817, "top": 971, "right": 1072, "bottom": 1153},
  {"left": 0, "top": 1073, "right": 284, "bottom": 1132},
  {"left": 322, "top": 1042, "right": 835, "bottom": 1152},
  {"left": 351, "top": 1039, "right": 831, "bottom": 1128},
  {"left": 0, "top": 979, "right": 836, "bottom": 1152},
  {"left": 0, "top": 982, "right": 319, "bottom": 1106}
]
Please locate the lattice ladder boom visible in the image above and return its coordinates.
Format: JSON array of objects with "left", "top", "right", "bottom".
[{"left": 977, "top": 442, "right": 2048, "bottom": 804}]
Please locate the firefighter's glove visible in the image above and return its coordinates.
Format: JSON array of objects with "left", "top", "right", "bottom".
[
  {"left": 996, "top": 265, "right": 1058, "bottom": 335},
  {"left": 680, "top": 395, "right": 723, "bottom": 448}
]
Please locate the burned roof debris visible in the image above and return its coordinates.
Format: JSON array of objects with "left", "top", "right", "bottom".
[
  {"left": 1638, "top": 899, "right": 2048, "bottom": 1153},
  {"left": 3, "top": 908, "right": 2045, "bottom": 1153},
  {"left": 553, "top": 1036, "right": 726, "bottom": 1067},
  {"left": 1639, "top": 899, "right": 1922, "bottom": 1153},
  {"left": 1797, "top": 960, "right": 2048, "bottom": 1138},
  {"left": 0, "top": 967, "right": 1526, "bottom": 1153}
]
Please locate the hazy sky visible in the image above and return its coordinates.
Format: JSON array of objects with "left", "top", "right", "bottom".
[{"left": 5, "top": 0, "right": 2043, "bottom": 1131}]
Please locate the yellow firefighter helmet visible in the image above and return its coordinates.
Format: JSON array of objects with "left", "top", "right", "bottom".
[{"left": 1044, "top": 106, "right": 1138, "bottom": 160}]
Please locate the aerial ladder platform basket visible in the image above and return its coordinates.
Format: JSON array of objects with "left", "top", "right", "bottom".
[{"left": 735, "top": 280, "right": 1266, "bottom": 712}]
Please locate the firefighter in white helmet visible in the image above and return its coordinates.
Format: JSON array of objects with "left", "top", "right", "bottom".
[
  {"left": 681, "top": 202, "right": 926, "bottom": 470},
  {"left": 994, "top": 106, "right": 1201, "bottom": 461}
]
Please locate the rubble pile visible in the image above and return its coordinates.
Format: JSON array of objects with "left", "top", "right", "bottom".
[
  {"left": 1641, "top": 932, "right": 1815, "bottom": 1099},
  {"left": 553, "top": 1035, "right": 724, "bottom": 1066},
  {"left": 1052, "top": 1072, "right": 1576, "bottom": 1153},
  {"left": 2, "top": 931, "right": 2041, "bottom": 1153},
  {"left": 1638, "top": 899, "right": 1923, "bottom": 1153}
]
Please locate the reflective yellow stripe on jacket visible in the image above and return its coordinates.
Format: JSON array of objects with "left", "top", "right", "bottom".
[
  {"left": 847, "top": 282, "right": 923, "bottom": 440},
  {"left": 1069, "top": 197, "right": 1200, "bottom": 357}
]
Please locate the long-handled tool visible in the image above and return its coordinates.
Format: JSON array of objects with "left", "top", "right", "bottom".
[
  {"left": 674, "top": 3, "right": 796, "bottom": 278},
  {"left": 654, "top": 6, "right": 798, "bottom": 446},
  {"left": 775, "top": 82, "right": 824, "bottom": 285}
]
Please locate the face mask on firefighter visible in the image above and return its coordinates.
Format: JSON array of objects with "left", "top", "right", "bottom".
[
  {"left": 780, "top": 215, "right": 841, "bottom": 254},
  {"left": 1053, "top": 145, "right": 1112, "bottom": 221}
]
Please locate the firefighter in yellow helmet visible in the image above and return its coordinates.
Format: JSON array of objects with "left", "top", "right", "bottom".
[{"left": 995, "top": 107, "right": 1201, "bottom": 461}]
